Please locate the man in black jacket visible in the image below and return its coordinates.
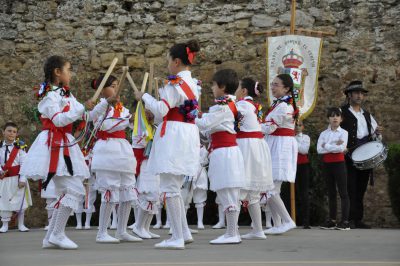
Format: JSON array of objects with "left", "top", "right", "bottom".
[{"left": 340, "top": 80, "right": 383, "bottom": 229}]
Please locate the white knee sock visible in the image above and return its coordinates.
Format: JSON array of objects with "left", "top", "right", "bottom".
[
  {"left": 44, "top": 209, "right": 58, "bottom": 241},
  {"left": 178, "top": 196, "right": 191, "bottom": 236},
  {"left": 98, "top": 202, "right": 114, "bottom": 237},
  {"left": 268, "top": 195, "right": 293, "bottom": 224},
  {"left": 85, "top": 213, "right": 92, "bottom": 227},
  {"left": 166, "top": 196, "right": 183, "bottom": 240},
  {"left": 225, "top": 210, "right": 238, "bottom": 237},
  {"left": 264, "top": 206, "right": 273, "bottom": 228},
  {"left": 196, "top": 206, "right": 204, "bottom": 225},
  {"left": 248, "top": 203, "right": 263, "bottom": 233},
  {"left": 218, "top": 204, "right": 225, "bottom": 225},
  {"left": 75, "top": 213, "right": 82, "bottom": 228},
  {"left": 155, "top": 208, "right": 162, "bottom": 225},
  {"left": 52, "top": 205, "right": 72, "bottom": 237},
  {"left": 117, "top": 202, "right": 131, "bottom": 236}
]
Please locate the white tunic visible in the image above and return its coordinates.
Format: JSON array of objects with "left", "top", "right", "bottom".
[
  {"left": 20, "top": 88, "right": 90, "bottom": 181},
  {"left": 296, "top": 133, "right": 311, "bottom": 155},
  {"left": 193, "top": 146, "right": 209, "bottom": 190},
  {"left": 261, "top": 101, "right": 298, "bottom": 183},
  {"left": 236, "top": 97, "right": 274, "bottom": 191},
  {"left": 90, "top": 99, "right": 136, "bottom": 174},
  {"left": 142, "top": 70, "right": 200, "bottom": 177},
  {"left": 0, "top": 142, "right": 32, "bottom": 211},
  {"left": 317, "top": 126, "right": 348, "bottom": 154},
  {"left": 132, "top": 135, "right": 160, "bottom": 194},
  {"left": 195, "top": 97, "right": 245, "bottom": 191}
]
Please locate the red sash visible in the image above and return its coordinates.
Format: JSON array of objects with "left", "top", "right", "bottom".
[
  {"left": 322, "top": 153, "right": 345, "bottom": 163},
  {"left": 96, "top": 130, "right": 126, "bottom": 140},
  {"left": 133, "top": 148, "right": 145, "bottom": 177},
  {"left": 160, "top": 79, "right": 196, "bottom": 137},
  {"left": 297, "top": 154, "right": 309, "bottom": 165},
  {"left": 210, "top": 131, "right": 237, "bottom": 151},
  {"left": 227, "top": 101, "right": 238, "bottom": 118},
  {"left": 270, "top": 128, "right": 295, "bottom": 137},
  {"left": 40, "top": 104, "right": 73, "bottom": 188},
  {"left": 1, "top": 146, "right": 20, "bottom": 179},
  {"left": 236, "top": 131, "right": 264, "bottom": 139}
]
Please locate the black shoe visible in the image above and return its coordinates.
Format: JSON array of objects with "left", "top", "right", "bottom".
[
  {"left": 355, "top": 221, "right": 371, "bottom": 229},
  {"left": 303, "top": 225, "right": 311, "bottom": 229},
  {"left": 349, "top": 220, "right": 356, "bottom": 229},
  {"left": 336, "top": 221, "right": 350, "bottom": 231},
  {"left": 320, "top": 220, "right": 336, "bottom": 230}
]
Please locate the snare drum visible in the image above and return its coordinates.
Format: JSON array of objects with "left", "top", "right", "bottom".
[{"left": 351, "top": 141, "right": 388, "bottom": 170}]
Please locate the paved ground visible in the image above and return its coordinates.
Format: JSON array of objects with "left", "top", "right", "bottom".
[{"left": 0, "top": 226, "right": 399, "bottom": 266}]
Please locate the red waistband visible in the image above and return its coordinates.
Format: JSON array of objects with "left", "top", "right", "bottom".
[
  {"left": 97, "top": 130, "right": 126, "bottom": 140},
  {"left": 133, "top": 148, "right": 146, "bottom": 177},
  {"left": 210, "top": 131, "right": 237, "bottom": 151},
  {"left": 270, "top": 128, "right": 295, "bottom": 137},
  {"left": 237, "top": 131, "right": 264, "bottom": 139},
  {"left": 322, "top": 153, "right": 345, "bottom": 163},
  {"left": 297, "top": 154, "right": 309, "bottom": 164},
  {"left": 41, "top": 118, "right": 73, "bottom": 134},
  {"left": 1, "top": 165, "right": 20, "bottom": 179},
  {"left": 164, "top": 107, "right": 195, "bottom": 124}
]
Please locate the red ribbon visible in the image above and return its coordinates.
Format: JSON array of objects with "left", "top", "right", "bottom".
[
  {"left": 54, "top": 194, "right": 65, "bottom": 209},
  {"left": 186, "top": 47, "right": 196, "bottom": 64}
]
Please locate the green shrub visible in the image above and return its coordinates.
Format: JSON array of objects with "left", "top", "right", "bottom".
[{"left": 384, "top": 143, "right": 400, "bottom": 222}]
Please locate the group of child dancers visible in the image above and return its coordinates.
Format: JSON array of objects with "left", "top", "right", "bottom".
[{"left": 0, "top": 39, "right": 353, "bottom": 250}]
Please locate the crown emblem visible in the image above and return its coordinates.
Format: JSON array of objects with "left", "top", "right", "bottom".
[{"left": 282, "top": 49, "right": 304, "bottom": 68}]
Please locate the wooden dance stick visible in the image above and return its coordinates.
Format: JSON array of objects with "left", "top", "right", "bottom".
[
  {"left": 91, "top": 57, "right": 118, "bottom": 102},
  {"left": 141, "top": 72, "right": 149, "bottom": 93},
  {"left": 154, "top": 77, "right": 160, "bottom": 100},
  {"left": 148, "top": 63, "right": 154, "bottom": 95},
  {"left": 115, "top": 66, "right": 128, "bottom": 97},
  {"left": 126, "top": 72, "right": 139, "bottom": 93}
]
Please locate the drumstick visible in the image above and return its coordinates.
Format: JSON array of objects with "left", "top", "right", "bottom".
[
  {"left": 154, "top": 77, "right": 160, "bottom": 100},
  {"left": 126, "top": 72, "right": 139, "bottom": 93},
  {"left": 115, "top": 66, "right": 128, "bottom": 97},
  {"left": 141, "top": 72, "right": 149, "bottom": 93},
  {"left": 148, "top": 63, "right": 154, "bottom": 95},
  {"left": 91, "top": 57, "right": 118, "bottom": 102}
]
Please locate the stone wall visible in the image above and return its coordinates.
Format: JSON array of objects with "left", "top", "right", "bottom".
[{"left": 0, "top": 0, "right": 399, "bottom": 227}]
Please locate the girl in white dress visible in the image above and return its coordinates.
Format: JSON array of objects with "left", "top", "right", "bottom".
[
  {"left": 134, "top": 40, "right": 201, "bottom": 250},
  {"left": 88, "top": 74, "right": 140, "bottom": 243},
  {"left": 262, "top": 74, "right": 298, "bottom": 235},
  {"left": 234, "top": 78, "right": 274, "bottom": 239},
  {"left": 20, "top": 56, "right": 94, "bottom": 249}
]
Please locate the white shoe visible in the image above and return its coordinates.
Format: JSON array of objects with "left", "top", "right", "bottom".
[
  {"left": 154, "top": 238, "right": 184, "bottom": 250},
  {"left": 42, "top": 239, "right": 57, "bottom": 249},
  {"left": 110, "top": 224, "right": 117, "bottom": 230},
  {"left": 132, "top": 225, "right": 151, "bottom": 239},
  {"left": 0, "top": 224, "right": 8, "bottom": 233},
  {"left": 147, "top": 230, "right": 160, "bottom": 239},
  {"left": 210, "top": 234, "right": 241, "bottom": 245},
  {"left": 84, "top": 225, "right": 91, "bottom": 230},
  {"left": 153, "top": 223, "right": 162, "bottom": 229},
  {"left": 265, "top": 221, "right": 296, "bottom": 235},
  {"left": 127, "top": 223, "right": 136, "bottom": 229},
  {"left": 241, "top": 231, "right": 267, "bottom": 240},
  {"left": 18, "top": 224, "right": 29, "bottom": 232},
  {"left": 96, "top": 233, "right": 120, "bottom": 243},
  {"left": 76, "top": 225, "right": 83, "bottom": 230},
  {"left": 184, "top": 237, "right": 194, "bottom": 244},
  {"left": 189, "top": 228, "right": 198, "bottom": 234},
  {"left": 44, "top": 225, "right": 49, "bottom": 231},
  {"left": 197, "top": 223, "right": 205, "bottom": 230},
  {"left": 49, "top": 233, "right": 78, "bottom": 250},
  {"left": 162, "top": 224, "right": 170, "bottom": 229},
  {"left": 116, "top": 232, "right": 143, "bottom": 242},
  {"left": 212, "top": 222, "right": 225, "bottom": 229}
]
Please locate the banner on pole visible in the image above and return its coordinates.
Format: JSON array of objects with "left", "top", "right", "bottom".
[{"left": 266, "top": 35, "right": 323, "bottom": 119}]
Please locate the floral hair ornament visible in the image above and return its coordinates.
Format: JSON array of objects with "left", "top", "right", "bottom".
[
  {"left": 254, "top": 81, "right": 260, "bottom": 96},
  {"left": 186, "top": 47, "right": 196, "bottom": 64}
]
